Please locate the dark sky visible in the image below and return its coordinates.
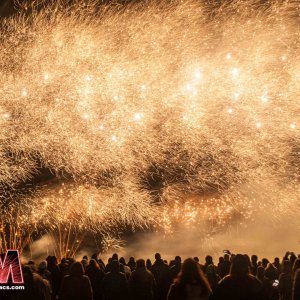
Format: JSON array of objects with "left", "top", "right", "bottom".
[{"left": 0, "top": 0, "right": 15, "bottom": 17}]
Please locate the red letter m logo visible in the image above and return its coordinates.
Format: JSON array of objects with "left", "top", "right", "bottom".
[{"left": 0, "top": 250, "right": 24, "bottom": 284}]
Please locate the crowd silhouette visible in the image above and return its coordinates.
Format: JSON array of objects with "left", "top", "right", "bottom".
[{"left": 2, "top": 251, "right": 300, "bottom": 300}]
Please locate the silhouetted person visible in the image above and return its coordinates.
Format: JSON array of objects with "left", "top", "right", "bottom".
[
  {"left": 112, "top": 253, "right": 119, "bottom": 260},
  {"left": 262, "top": 258, "right": 270, "bottom": 269},
  {"left": 170, "top": 256, "right": 182, "bottom": 280},
  {"left": 47, "top": 256, "right": 61, "bottom": 300},
  {"left": 119, "top": 257, "right": 132, "bottom": 278},
  {"left": 244, "top": 255, "right": 252, "bottom": 270},
  {"left": 290, "top": 253, "right": 297, "bottom": 267},
  {"left": 169, "top": 260, "right": 176, "bottom": 268},
  {"left": 129, "top": 259, "right": 156, "bottom": 300},
  {"left": 274, "top": 258, "right": 282, "bottom": 274},
  {"left": 265, "top": 263, "right": 279, "bottom": 281},
  {"left": 15, "top": 265, "right": 51, "bottom": 300},
  {"left": 119, "top": 257, "right": 126, "bottom": 264},
  {"left": 292, "top": 259, "right": 300, "bottom": 276},
  {"left": 293, "top": 268, "right": 300, "bottom": 300},
  {"left": 251, "top": 255, "right": 258, "bottom": 276},
  {"left": 217, "top": 257, "right": 224, "bottom": 275},
  {"left": 37, "top": 261, "right": 52, "bottom": 298},
  {"left": 82, "top": 258, "right": 89, "bottom": 271},
  {"left": 167, "top": 258, "right": 212, "bottom": 300},
  {"left": 99, "top": 258, "right": 106, "bottom": 271},
  {"left": 147, "top": 259, "right": 153, "bottom": 270},
  {"left": 256, "top": 266, "right": 273, "bottom": 300},
  {"left": 128, "top": 257, "right": 137, "bottom": 271},
  {"left": 204, "top": 256, "right": 215, "bottom": 274},
  {"left": 206, "top": 264, "right": 220, "bottom": 292},
  {"left": 214, "top": 254, "right": 263, "bottom": 300},
  {"left": 106, "top": 254, "right": 119, "bottom": 273},
  {"left": 59, "top": 258, "right": 70, "bottom": 278},
  {"left": 278, "top": 260, "right": 293, "bottom": 300},
  {"left": 219, "top": 255, "right": 231, "bottom": 278},
  {"left": 91, "top": 253, "right": 99, "bottom": 261},
  {"left": 86, "top": 259, "right": 105, "bottom": 300},
  {"left": 38, "top": 260, "right": 52, "bottom": 283},
  {"left": 59, "top": 262, "right": 92, "bottom": 300},
  {"left": 102, "top": 260, "right": 128, "bottom": 300},
  {"left": 151, "top": 253, "right": 172, "bottom": 300}
]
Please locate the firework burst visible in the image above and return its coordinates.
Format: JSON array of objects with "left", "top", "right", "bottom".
[{"left": 0, "top": 0, "right": 300, "bottom": 250}]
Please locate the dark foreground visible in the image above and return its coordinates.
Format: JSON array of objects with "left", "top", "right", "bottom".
[{"left": 1, "top": 251, "right": 300, "bottom": 300}]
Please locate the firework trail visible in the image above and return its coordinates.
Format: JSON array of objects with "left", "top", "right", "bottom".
[{"left": 0, "top": 0, "right": 300, "bottom": 250}]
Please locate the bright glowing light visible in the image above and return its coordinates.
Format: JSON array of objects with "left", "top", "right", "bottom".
[
  {"left": 194, "top": 69, "right": 203, "bottom": 80},
  {"left": 2, "top": 113, "right": 10, "bottom": 119},
  {"left": 256, "top": 122, "right": 262, "bottom": 129},
  {"left": 82, "top": 113, "right": 90, "bottom": 120},
  {"left": 186, "top": 84, "right": 192, "bottom": 91},
  {"left": 43, "top": 73, "right": 49, "bottom": 80},
  {"left": 21, "top": 89, "right": 28, "bottom": 97},
  {"left": 231, "top": 67, "right": 240, "bottom": 78},
  {"left": 186, "top": 84, "right": 198, "bottom": 96},
  {"left": 134, "top": 112, "right": 144, "bottom": 121},
  {"left": 260, "top": 93, "right": 269, "bottom": 103},
  {"left": 233, "top": 92, "right": 240, "bottom": 100}
]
